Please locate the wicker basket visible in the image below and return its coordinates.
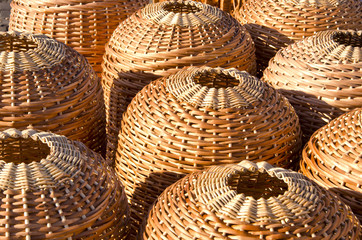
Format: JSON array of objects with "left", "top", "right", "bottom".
[
  {"left": 300, "top": 108, "right": 362, "bottom": 222},
  {"left": 9, "top": 0, "right": 148, "bottom": 75},
  {"left": 0, "top": 31, "right": 105, "bottom": 154},
  {"left": 0, "top": 0, "right": 11, "bottom": 31},
  {"left": 139, "top": 160, "right": 361, "bottom": 239},
  {"left": 234, "top": 0, "right": 362, "bottom": 72},
  {"left": 0, "top": 128, "right": 130, "bottom": 239},
  {"left": 116, "top": 66, "right": 302, "bottom": 236},
  {"left": 152, "top": 0, "right": 235, "bottom": 13},
  {"left": 103, "top": 0, "right": 257, "bottom": 162},
  {"left": 263, "top": 30, "right": 362, "bottom": 142}
]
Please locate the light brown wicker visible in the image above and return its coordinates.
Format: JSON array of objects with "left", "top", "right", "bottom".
[
  {"left": 139, "top": 160, "right": 361, "bottom": 239},
  {"left": 8, "top": 0, "right": 148, "bottom": 75},
  {"left": 152, "top": 0, "right": 235, "bottom": 13},
  {"left": 116, "top": 66, "right": 302, "bottom": 236},
  {"left": 300, "top": 108, "right": 362, "bottom": 222},
  {"left": 234, "top": 0, "right": 362, "bottom": 72},
  {"left": 0, "top": 128, "right": 130, "bottom": 239},
  {"left": 0, "top": 31, "right": 105, "bottom": 154},
  {"left": 103, "top": 0, "right": 257, "bottom": 162},
  {"left": 263, "top": 30, "right": 362, "bottom": 142},
  {"left": 0, "top": 0, "right": 11, "bottom": 31}
]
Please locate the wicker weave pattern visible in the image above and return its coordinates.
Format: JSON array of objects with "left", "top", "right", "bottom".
[
  {"left": 139, "top": 161, "right": 361, "bottom": 239},
  {"left": 300, "top": 108, "right": 362, "bottom": 222},
  {"left": 0, "top": 0, "right": 11, "bottom": 31},
  {"left": 103, "top": 0, "right": 257, "bottom": 162},
  {"left": 152, "top": 0, "right": 234, "bottom": 13},
  {"left": 263, "top": 30, "right": 362, "bottom": 141},
  {"left": 0, "top": 128, "right": 129, "bottom": 239},
  {"left": 8, "top": 0, "right": 148, "bottom": 74},
  {"left": 234, "top": 0, "right": 362, "bottom": 71},
  {"left": 116, "top": 66, "right": 302, "bottom": 236},
  {"left": 0, "top": 32, "right": 105, "bottom": 153}
]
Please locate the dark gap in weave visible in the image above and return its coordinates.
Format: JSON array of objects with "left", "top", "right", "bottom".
[
  {"left": 193, "top": 72, "right": 239, "bottom": 88},
  {"left": 0, "top": 137, "right": 50, "bottom": 164},
  {"left": 0, "top": 35, "right": 38, "bottom": 52},
  {"left": 164, "top": 2, "right": 201, "bottom": 13},
  {"left": 333, "top": 32, "right": 362, "bottom": 47},
  {"left": 229, "top": 171, "right": 288, "bottom": 198}
]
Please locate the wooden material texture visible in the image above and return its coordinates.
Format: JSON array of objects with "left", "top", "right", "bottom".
[
  {"left": 0, "top": 32, "right": 105, "bottom": 154},
  {"left": 263, "top": 30, "right": 362, "bottom": 142},
  {"left": 234, "top": 0, "right": 362, "bottom": 72},
  {"left": 152, "top": 0, "right": 235, "bottom": 13},
  {"left": 8, "top": 0, "right": 148, "bottom": 75},
  {"left": 139, "top": 161, "right": 361, "bottom": 239},
  {"left": 116, "top": 66, "right": 302, "bottom": 236},
  {"left": 300, "top": 108, "right": 362, "bottom": 222},
  {"left": 0, "top": 0, "right": 11, "bottom": 31},
  {"left": 0, "top": 128, "right": 130, "bottom": 239},
  {"left": 103, "top": 0, "right": 257, "bottom": 163}
]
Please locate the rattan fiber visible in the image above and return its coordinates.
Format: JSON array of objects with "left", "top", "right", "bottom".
[
  {"left": 103, "top": 0, "right": 257, "bottom": 162},
  {"left": 116, "top": 66, "right": 302, "bottom": 236},
  {"left": 139, "top": 160, "right": 361, "bottom": 239},
  {"left": 300, "top": 108, "right": 362, "bottom": 222},
  {"left": 0, "top": 128, "right": 130, "bottom": 239},
  {"left": 263, "top": 30, "right": 362, "bottom": 142},
  {"left": 234, "top": 0, "right": 362, "bottom": 72},
  {"left": 0, "top": 31, "right": 105, "bottom": 154},
  {"left": 9, "top": 0, "right": 148, "bottom": 75}
]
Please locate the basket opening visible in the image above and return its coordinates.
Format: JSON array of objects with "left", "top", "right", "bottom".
[
  {"left": 194, "top": 72, "right": 240, "bottom": 88},
  {"left": 164, "top": 2, "right": 201, "bottom": 13},
  {"left": 0, "top": 137, "right": 50, "bottom": 164},
  {"left": 229, "top": 171, "right": 288, "bottom": 198},
  {"left": 0, "top": 35, "right": 38, "bottom": 52},
  {"left": 333, "top": 32, "right": 362, "bottom": 47}
]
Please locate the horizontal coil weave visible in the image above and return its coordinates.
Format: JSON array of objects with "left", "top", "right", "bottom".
[
  {"left": 263, "top": 30, "right": 362, "bottom": 141},
  {"left": 102, "top": 0, "right": 257, "bottom": 162},
  {"left": 0, "top": 31, "right": 105, "bottom": 153},
  {"left": 139, "top": 161, "right": 361, "bottom": 239},
  {"left": 300, "top": 108, "right": 362, "bottom": 222},
  {"left": 116, "top": 66, "right": 302, "bottom": 236},
  {"left": 0, "top": 128, "right": 130, "bottom": 239},
  {"left": 234, "top": 0, "right": 362, "bottom": 71}
]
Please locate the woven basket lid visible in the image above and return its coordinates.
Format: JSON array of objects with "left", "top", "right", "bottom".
[
  {"left": 300, "top": 108, "right": 362, "bottom": 221},
  {"left": 139, "top": 160, "right": 361, "bottom": 239},
  {"left": 116, "top": 66, "right": 302, "bottom": 236},
  {"left": 0, "top": 128, "right": 129, "bottom": 239},
  {"left": 0, "top": 31, "right": 105, "bottom": 154},
  {"left": 263, "top": 30, "right": 362, "bottom": 141},
  {"left": 234, "top": 0, "right": 362, "bottom": 71},
  {"left": 8, "top": 0, "right": 148, "bottom": 74}
]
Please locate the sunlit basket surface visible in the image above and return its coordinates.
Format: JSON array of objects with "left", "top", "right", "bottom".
[
  {"left": 0, "top": 31, "right": 105, "bottom": 153},
  {"left": 0, "top": 128, "right": 130, "bottom": 239},
  {"left": 8, "top": 0, "right": 148, "bottom": 74},
  {"left": 0, "top": 0, "right": 11, "bottom": 31},
  {"left": 300, "top": 108, "right": 362, "bottom": 222},
  {"left": 139, "top": 161, "right": 361, "bottom": 239},
  {"left": 234, "top": 0, "right": 362, "bottom": 71},
  {"left": 152, "top": 0, "right": 234, "bottom": 13},
  {"left": 263, "top": 30, "right": 362, "bottom": 141},
  {"left": 103, "top": 0, "right": 257, "bottom": 162},
  {"left": 116, "top": 66, "right": 302, "bottom": 236}
]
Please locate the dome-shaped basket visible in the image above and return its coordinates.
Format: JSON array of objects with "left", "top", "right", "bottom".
[
  {"left": 103, "top": 0, "right": 257, "bottom": 162},
  {"left": 300, "top": 108, "right": 362, "bottom": 222},
  {"left": 139, "top": 161, "right": 361, "bottom": 239},
  {"left": 9, "top": 0, "right": 148, "bottom": 74},
  {"left": 0, "top": 32, "right": 105, "bottom": 154},
  {"left": 0, "top": 128, "right": 130, "bottom": 239},
  {"left": 152, "top": 0, "right": 234, "bottom": 14},
  {"left": 262, "top": 30, "right": 362, "bottom": 141},
  {"left": 116, "top": 66, "right": 302, "bottom": 236},
  {"left": 0, "top": 0, "right": 11, "bottom": 31},
  {"left": 234, "top": 0, "right": 362, "bottom": 72}
]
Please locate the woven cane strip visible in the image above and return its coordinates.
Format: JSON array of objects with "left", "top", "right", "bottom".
[
  {"left": 300, "top": 108, "right": 362, "bottom": 222},
  {"left": 263, "top": 30, "right": 362, "bottom": 141},
  {"left": 116, "top": 66, "right": 302, "bottom": 236},
  {"left": 103, "top": 0, "right": 257, "bottom": 162},
  {"left": 139, "top": 161, "right": 361, "bottom": 239},
  {"left": 0, "top": 32, "right": 105, "bottom": 154},
  {"left": 0, "top": 0, "right": 11, "bottom": 31},
  {"left": 8, "top": 0, "right": 147, "bottom": 75},
  {"left": 0, "top": 128, "right": 129, "bottom": 239},
  {"left": 234, "top": 0, "right": 362, "bottom": 71}
]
